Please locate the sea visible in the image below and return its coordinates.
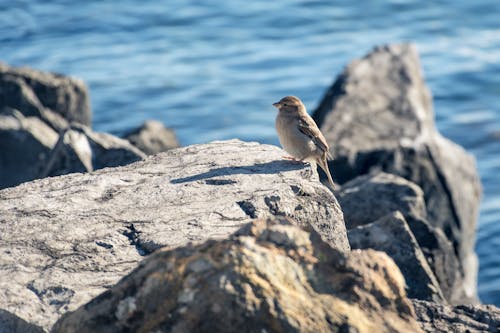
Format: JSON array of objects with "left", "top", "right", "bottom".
[{"left": 1, "top": 0, "right": 499, "bottom": 305}]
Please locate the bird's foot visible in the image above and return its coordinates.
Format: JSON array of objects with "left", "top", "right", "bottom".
[{"left": 282, "top": 155, "right": 300, "bottom": 162}]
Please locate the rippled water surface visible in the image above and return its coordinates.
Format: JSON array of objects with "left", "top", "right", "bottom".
[{"left": 2, "top": 0, "right": 500, "bottom": 305}]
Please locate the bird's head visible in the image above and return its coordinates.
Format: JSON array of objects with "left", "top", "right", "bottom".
[{"left": 272, "top": 96, "right": 305, "bottom": 114}]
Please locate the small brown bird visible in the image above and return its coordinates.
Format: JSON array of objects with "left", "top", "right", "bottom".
[{"left": 273, "top": 96, "right": 335, "bottom": 189}]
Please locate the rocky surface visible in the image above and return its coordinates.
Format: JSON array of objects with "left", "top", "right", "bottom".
[
  {"left": 348, "top": 211, "right": 444, "bottom": 302},
  {"left": 338, "top": 172, "right": 461, "bottom": 304},
  {"left": 124, "top": 120, "right": 180, "bottom": 155},
  {"left": 52, "top": 218, "right": 421, "bottom": 333},
  {"left": 413, "top": 300, "right": 500, "bottom": 333},
  {"left": 0, "top": 63, "right": 149, "bottom": 189},
  {"left": 0, "top": 140, "right": 347, "bottom": 330},
  {"left": 0, "top": 62, "right": 90, "bottom": 129},
  {"left": 0, "top": 46, "right": 495, "bottom": 333},
  {"left": 0, "top": 309, "right": 44, "bottom": 333},
  {"left": 0, "top": 108, "right": 58, "bottom": 189},
  {"left": 313, "top": 43, "right": 481, "bottom": 303}
]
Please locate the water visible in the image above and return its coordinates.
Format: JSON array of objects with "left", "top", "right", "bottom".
[{"left": 2, "top": 0, "right": 499, "bottom": 305}]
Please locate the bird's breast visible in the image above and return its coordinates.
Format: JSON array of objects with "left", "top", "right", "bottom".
[{"left": 275, "top": 115, "right": 316, "bottom": 160}]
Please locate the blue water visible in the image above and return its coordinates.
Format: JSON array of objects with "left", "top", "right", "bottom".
[{"left": 2, "top": 0, "right": 499, "bottom": 305}]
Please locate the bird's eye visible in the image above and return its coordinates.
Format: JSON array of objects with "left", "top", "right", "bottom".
[{"left": 283, "top": 103, "right": 287, "bottom": 106}]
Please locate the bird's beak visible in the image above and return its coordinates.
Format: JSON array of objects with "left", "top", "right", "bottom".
[{"left": 272, "top": 102, "right": 281, "bottom": 108}]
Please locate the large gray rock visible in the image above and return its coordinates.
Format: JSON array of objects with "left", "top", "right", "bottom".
[
  {"left": 413, "top": 300, "right": 500, "bottom": 333},
  {"left": 52, "top": 218, "right": 422, "bottom": 333},
  {"left": 0, "top": 62, "right": 91, "bottom": 128},
  {"left": 338, "top": 172, "right": 462, "bottom": 304},
  {"left": 0, "top": 140, "right": 348, "bottom": 330},
  {"left": 313, "top": 43, "right": 481, "bottom": 302},
  {"left": 348, "top": 211, "right": 444, "bottom": 302},
  {"left": 0, "top": 108, "right": 58, "bottom": 188},
  {"left": 124, "top": 120, "right": 180, "bottom": 155}
]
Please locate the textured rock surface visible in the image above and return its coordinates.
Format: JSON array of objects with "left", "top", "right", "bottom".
[
  {"left": 0, "top": 62, "right": 91, "bottom": 128},
  {"left": 338, "top": 172, "right": 461, "bottom": 303},
  {"left": 0, "top": 108, "right": 58, "bottom": 189},
  {"left": 413, "top": 300, "right": 500, "bottom": 333},
  {"left": 0, "top": 309, "right": 45, "bottom": 333},
  {"left": 52, "top": 218, "right": 421, "bottom": 333},
  {"left": 348, "top": 211, "right": 444, "bottom": 302},
  {"left": 124, "top": 120, "right": 180, "bottom": 155},
  {"left": 0, "top": 140, "right": 348, "bottom": 330},
  {"left": 314, "top": 43, "right": 481, "bottom": 302}
]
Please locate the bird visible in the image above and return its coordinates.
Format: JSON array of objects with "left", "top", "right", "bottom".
[{"left": 273, "top": 95, "right": 335, "bottom": 190}]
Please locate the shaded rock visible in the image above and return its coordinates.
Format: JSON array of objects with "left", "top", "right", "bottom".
[
  {"left": 41, "top": 123, "right": 147, "bottom": 174},
  {"left": 41, "top": 125, "right": 94, "bottom": 177},
  {"left": 0, "top": 62, "right": 91, "bottom": 128},
  {"left": 348, "top": 211, "right": 444, "bottom": 302},
  {"left": 0, "top": 140, "right": 348, "bottom": 330},
  {"left": 339, "top": 172, "right": 426, "bottom": 229},
  {"left": 0, "top": 108, "right": 58, "bottom": 188},
  {"left": 413, "top": 300, "right": 500, "bottom": 333},
  {"left": 0, "top": 113, "right": 144, "bottom": 189},
  {"left": 313, "top": 43, "right": 481, "bottom": 302},
  {"left": 124, "top": 120, "right": 180, "bottom": 155},
  {"left": 52, "top": 218, "right": 422, "bottom": 333},
  {"left": 0, "top": 309, "right": 45, "bottom": 333},
  {"left": 338, "top": 172, "right": 462, "bottom": 304}
]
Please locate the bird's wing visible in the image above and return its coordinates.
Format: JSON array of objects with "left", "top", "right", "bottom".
[{"left": 297, "top": 115, "right": 330, "bottom": 155}]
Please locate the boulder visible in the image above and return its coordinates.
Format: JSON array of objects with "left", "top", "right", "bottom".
[
  {"left": 41, "top": 125, "right": 94, "bottom": 177},
  {"left": 348, "top": 211, "right": 444, "bottom": 302},
  {"left": 338, "top": 172, "right": 462, "bottom": 303},
  {"left": 0, "top": 108, "right": 58, "bottom": 189},
  {"left": 124, "top": 120, "right": 180, "bottom": 155},
  {"left": 0, "top": 62, "right": 91, "bottom": 129},
  {"left": 413, "top": 300, "right": 500, "bottom": 333},
  {"left": 41, "top": 123, "right": 147, "bottom": 178},
  {"left": 52, "top": 218, "right": 422, "bottom": 333},
  {"left": 0, "top": 309, "right": 45, "bottom": 333},
  {"left": 313, "top": 43, "right": 481, "bottom": 302},
  {"left": 0, "top": 140, "right": 348, "bottom": 330},
  {"left": 0, "top": 114, "right": 145, "bottom": 189},
  {"left": 0, "top": 63, "right": 144, "bottom": 189}
]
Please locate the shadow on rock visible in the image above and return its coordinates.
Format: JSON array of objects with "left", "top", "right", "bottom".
[{"left": 170, "top": 160, "right": 306, "bottom": 184}]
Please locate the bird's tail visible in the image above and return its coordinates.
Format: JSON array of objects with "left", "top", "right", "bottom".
[{"left": 318, "top": 155, "right": 336, "bottom": 190}]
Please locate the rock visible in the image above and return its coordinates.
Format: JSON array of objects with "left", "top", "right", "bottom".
[
  {"left": 0, "top": 309, "right": 45, "bottom": 333},
  {"left": 41, "top": 125, "right": 94, "bottom": 177},
  {"left": 124, "top": 120, "right": 180, "bottom": 155},
  {"left": 0, "top": 108, "right": 58, "bottom": 189},
  {"left": 0, "top": 63, "right": 143, "bottom": 189},
  {"left": 338, "top": 172, "right": 426, "bottom": 230},
  {"left": 52, "top": 218, "right": 422, "bottom": 333},
  {"left": 0, "top": 113, "right": 144, "bottom": 189},
  {"left": 0, "top": 62, "right": 91, "bottom": 129},
  {"left": 313, "top": 43, "right": 481, "bottom": 302},
  {"left": 348, "top": 211, "right": 444, "bottom": 302},
  {"left": 338, "top": 172, "right": 462, "bottom": 304},
  {"left": 413, "top": 300, "right": 500, "bottom": 333},
  {"left": 0, "top": 140, "right": 348, "bottom": 330},
  {"left": 41, "top": 123, "right": 146, "bottom": 176}
]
